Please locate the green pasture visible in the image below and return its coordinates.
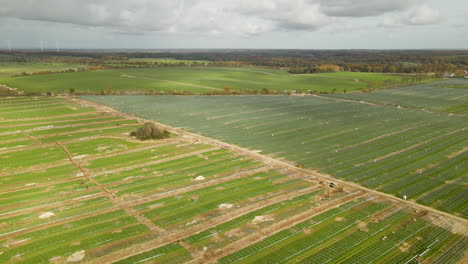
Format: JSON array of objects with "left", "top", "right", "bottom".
[{"left": 0, "top": 67, "right": 417, "bottom": 94}]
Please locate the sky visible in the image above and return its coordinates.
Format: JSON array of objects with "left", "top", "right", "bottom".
[{"left": 0, "top": 0, "right": 467, "bottom": 50}]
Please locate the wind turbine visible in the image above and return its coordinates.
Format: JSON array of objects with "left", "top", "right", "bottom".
[
  {"left": 7, "top": 40, "right": 11, "bottom": 52},
  {"left": 55, "top": 40, "right": 60, "bottom": 52},
  {"left": 40, "top": 40, "right": 44, "bottom": 53}
]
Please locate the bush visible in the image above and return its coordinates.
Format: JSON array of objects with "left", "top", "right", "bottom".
[{"left": 130, "top": 123, "right": 170, "bottom": 140}]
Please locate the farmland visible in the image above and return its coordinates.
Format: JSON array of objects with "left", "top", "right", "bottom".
[
  {"left": 325, "top": 79, "right": 468, "bottom": 114},
  {"left": 1, "top": 96, "right": 465, "bottom": 263},
  {"left": 0, "top": 66, "right": 425, "bottom": 95},
  {"left": 87, "top": 90, "right": 468, "bottom": 218}
]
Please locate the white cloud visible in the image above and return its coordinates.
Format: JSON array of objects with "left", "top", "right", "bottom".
[
  {"left": 320, "top": 0, "right": 422, "bottom": 17},
  {"left": 380, "top": 5, "right": 442, "bottom": 27},
  {"left": 236, "top": 0, "right": 329, "bottom": 30},
  {"left": 406, "top": 5, "right": 441, "bottom": 25},
  {"left": 0, "top": 0, "right": 444, "bottom": 37}
]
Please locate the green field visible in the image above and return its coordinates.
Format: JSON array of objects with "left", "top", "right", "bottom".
[
  {"left": 1, "top": 96, "right": 465, "bottom": 263},
  {"left": 325, "top": 79, "right": 468, "bottom": 114},
  {"left": 127, "top": 58, "right": 210, "bottom": 65},
  {"left": 0, "top": 62, "right": 87, "bottom": 78},
  {"left": 0, "top": 67, "right": 423, "bottom": 95},
  {"left": 87, "top": 93, "right": 468, "bottom": 217}
]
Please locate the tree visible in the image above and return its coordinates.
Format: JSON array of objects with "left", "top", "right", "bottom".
[{"left": 130, "top": 123, "right": 170, "bottom": 140}]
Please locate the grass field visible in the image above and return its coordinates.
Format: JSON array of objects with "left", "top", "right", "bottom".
[
  {"left": 87, "top": 93, "right": 468, "bottom": 218},
  {"left": 1, "top": 96, "right": 465, "bottom": 263},
  {"left": 0, "top": 67, "right": 425, "bottom": 95},
  {"left": 325, "top": 79, "right": 468, "bottom": 114}
]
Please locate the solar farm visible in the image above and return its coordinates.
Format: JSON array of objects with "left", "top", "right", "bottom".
[
  {"left": 87, "top": 81, "right": 467, "bottom": 218},
  {"left": 1, "top": 93, "right": 466, "bottom": 263}
]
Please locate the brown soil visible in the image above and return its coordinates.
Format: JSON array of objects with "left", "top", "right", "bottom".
[{"left": 225, "top": 228, "right": 244, "bottom": 238}]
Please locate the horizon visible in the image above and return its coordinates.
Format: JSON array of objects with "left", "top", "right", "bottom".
[{"left": 2, "top": 48, "right": 468, "bottom": 52}]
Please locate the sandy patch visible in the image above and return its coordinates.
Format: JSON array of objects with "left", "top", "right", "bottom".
[
  {"left": 75, "top": 172, "right": 84, "bottom": 177},
  {"left": 335, "top": 217, "right": 346, "bottom": 222},
  {"left": 25, "top": 183, "right": 37, "bottom": 186},
  {"left": 49, "top": 256, "right": 65, "bottom": 264},
  {"left": 67, "top": 250, "right": 85, "bottom": 262},
  {"left": 185, "top": 219, "right": 201, "bottom": 227},
  {"left": 123, "top": 176, "right": 136, "bottom": 181},
  {"left": 195, "top": 176, "right": 206, "bottom": 181},
  {"left": 357, "top": 221, "right": 369, "bottom": 232},
  {"left": 96, "top": 146, "right": 109, "bottom": 152},
  {"left": 427, "top": 214, "right": 467, "bottom": 235},
  {"left": 73, "top": 155, "right": 88, "bottom": 160},
  {"left": 215, "top": 187, "right": 225, "bottom": 190},
  {"left": 218, "top": 203, "right": 234, "bottom": 209},
  {"left": 148, "top": 203, "right": 164, "bottom": 209},
  {"left": 252, "top": 215, "right": 275, "bottom": 224},
  {"left": 39, "top": 212, "right": 55, "bottom": 219},
  {"left": 225, "top": 228, "right": 244, "bottom": 238},
  {"left": 399, "top": 242, "right": 410, "bottom": 252},
  {"left": 71, "top": 242, "right": 81, "bottom": 246},
  {"left": 211, "top": 233, "right": 223, "bottom": 243}
]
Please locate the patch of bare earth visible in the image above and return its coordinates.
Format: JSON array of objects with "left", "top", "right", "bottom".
[{"left": 67, "top": 250, "right": 85, "bottom": 262}]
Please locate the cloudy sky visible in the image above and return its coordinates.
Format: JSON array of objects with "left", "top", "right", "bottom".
[{"left": 0, "top": 0, "right": 467, "bottom": 50}]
